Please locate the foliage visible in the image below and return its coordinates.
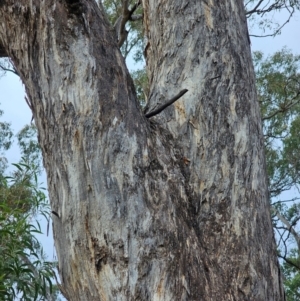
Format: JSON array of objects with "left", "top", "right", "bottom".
[
  {"left": 0, "top": 108, "right": 13, "bottom": 173},
  {"left": 0, "top": 161, "right": 56, "bottom": 300},
  {"left": 131, "top": 68, "right": 149, "bottom": 105},
  {"left": 254, "top": 49, "right": 300, "bottom": 300},
  {"left": 254, "top": 49, "right": 300, "bottom": 197},
  {"left": 282, "top": 248, "right": 300, "bottom": 301},
  {"left": 17, "top": 124, "right": 42, "bottom": 172},
  {"left": 276, "top": 211, "right": 300, "bottom": 301},
  {"left": 0, "top": 98, "right": 58, "bottom": 299},
  {"left": 100, "top": 0, "right": 144, "bottom": 62}
]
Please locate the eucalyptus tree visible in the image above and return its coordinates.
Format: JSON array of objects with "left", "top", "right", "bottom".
[
  {"left": 0, "top": 1, "right": 286, "bottom": 300},
  {"left": 254, "top": 49, "right": 300, "bottom": 301},
  {"left": 0, "top": 162, "right": 55, "bottom": 300}
]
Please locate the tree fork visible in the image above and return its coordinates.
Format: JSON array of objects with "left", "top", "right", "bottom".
[{"left": 0, "top": 0, "right": 285, "bottom": 300}]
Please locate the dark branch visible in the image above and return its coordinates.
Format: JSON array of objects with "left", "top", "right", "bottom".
[
  {"left": 245, "top": 0, "right": 264, "bottom": 16},
  {"left": 278, "top": 254, "right": 300, "bottom": 271},
  {"left": 0, "top": 44, "right": 7, "bottom": 57},
  {"left": 52, "top": 211, "right": 60, "bottom": 218},
  {"left": 262, "top": 94, "right": 300, "bottom": 121},
  {"left": 271, "top": 197, "right": 300, "bottom": 206},
  {"left": 145, "top": 89, "right": 188, "bottom": 118},
  {"left": 0, "top": 65, "right": 19, "bottom": 76},
  {"left": 275, "top": 210, "right": 300, "bottom": 252},
  {"left": 248, "top": 7, "right": 295, "bottom": 38}
]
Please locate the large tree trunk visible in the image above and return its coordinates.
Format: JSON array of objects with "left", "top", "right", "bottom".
[{"left": 0, "top": 0, "right": 285, "bottom": 300}]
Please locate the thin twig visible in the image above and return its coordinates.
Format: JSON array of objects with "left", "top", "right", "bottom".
[
  {"left": 278, "top": 254, "right": 300, "bottom": 271},
  {"left": 0, "top": 65, "right": 19, "bottom": 75},
  {"left": 275, "top": 210, "right": 300, "bottom": 252},
  {"left": 245, "top": 0, "right": 264, "bottom": 16}
]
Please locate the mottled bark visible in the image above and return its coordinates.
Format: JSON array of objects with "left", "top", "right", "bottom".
[
  {"left": 143, "top": 1, "right": 286, "bottom": 299},
  {"left": 0, "top": 0, "right": 285, "bottom": 300}
]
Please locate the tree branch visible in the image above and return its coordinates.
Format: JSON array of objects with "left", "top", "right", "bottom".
[
  {"left": 275, "top": 210, "right": 300, "bottom": 252},
  {"left": 262, "top": 95, "right": 300, "bottom": 121},
  {"left": 0, "top": 64, "right": 19, "bottom": 76},
  {"left": 145, "top": 89, "right": 188, "bottom": 118},
  {"left": 249, "top": 7, "right": 295, "bottom": 38},
  {"left": 114, "top": 0, "right": 141, "bottom": 48},
  {"left": 272, "top": 197, "right": 300, "bottom": 206},
  {"left": 245, "top": 0, "right": 264, "bottom": 16},
  {"left": 278, "top": 254, "right": 300, "bottom": 271}
]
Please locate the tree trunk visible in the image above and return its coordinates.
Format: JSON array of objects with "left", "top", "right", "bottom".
[{"left": 0, "top": 0, "right": 285, "bottom": 300}]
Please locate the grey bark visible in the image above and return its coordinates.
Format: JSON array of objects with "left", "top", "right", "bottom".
[
  {"left": 143, "top": 1, "right": 285, "bottom": 299},
  {"left": 0, "top": 0, "right": 285, "bottom": 300}
]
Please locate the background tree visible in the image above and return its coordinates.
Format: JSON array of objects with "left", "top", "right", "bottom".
[
  {"left": 253, "top": 49, "right": 300, "bottom": 300},
  {"left": 0, "top": 104, "right": 61, "bottom": 300},
  {"left": 0, "top": 160, "right": 56, "bottom": 300},
  {"left": 254, "top": 49, "right": 300, "bottom": 198},
  {"left": 0, "top": 108, "right": 13, "bottom": 173}
]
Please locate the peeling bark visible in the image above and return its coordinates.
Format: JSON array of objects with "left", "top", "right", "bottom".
[
  {"left": 0, "top": 0, "right": 285, "bottom": 300},
  {"left": 142, "top": 0, "right": 285, "bottom": 299}
]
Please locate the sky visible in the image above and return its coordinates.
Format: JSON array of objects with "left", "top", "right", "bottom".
[
  {"left": 0, "top": 5, "right": 299, "bottom": 274},
  {"left": 250, "top": 10, "right": 300, "bottom": 54}
]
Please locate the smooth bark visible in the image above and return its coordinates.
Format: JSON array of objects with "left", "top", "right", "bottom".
[{"left": 0, "top": 0, "right": 285, "bottom": 300}]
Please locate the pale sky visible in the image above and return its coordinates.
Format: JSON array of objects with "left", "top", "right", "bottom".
[{"left": 0, "top": 8, "right": 299, "bottom": 264}]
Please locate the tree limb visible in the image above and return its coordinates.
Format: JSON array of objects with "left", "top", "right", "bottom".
[
  {"left": 245, "top": 0, "right": 264, "bottom": 16},
  {"left": 114, "top": 0, "right": 141, "bottom": 48},
  {"left": 275, "top": 210, "right": 300, "bottom": 252},
  {"left": 0, "top": 64, "right": 19, "bottom": 75},
  {"left": 278, "top": 254, "right": 300, "bottom": 271},
  {"left": 272, "top": 197, "right": 300, "bottom": 206},
  {"left": 145, "top": 89, "right": 188, "bottom": 118},
  {"left": 248, "top": 6, "right": 295, "bottom": 38},
  {"left": 262, "top": 93, "right": 300, "bottom": 121}
]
